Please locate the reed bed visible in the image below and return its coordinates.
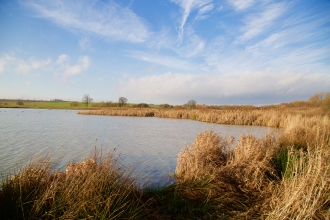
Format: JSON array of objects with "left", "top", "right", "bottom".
[
  {"left": 0, "top": 149, "right": 155, "bottom": 219},
  {"left": 78, "top": 107, "right": 328, "bottom": 128},
  {"left": 174, "top": 114, "right": 330, "bottom": 219},
  {"left": 2, "top": 107, "right": 330, "bottom": 219}
]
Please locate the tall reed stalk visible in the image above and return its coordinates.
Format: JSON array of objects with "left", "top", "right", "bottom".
[
  {"left": 174, "top": 114, "right": 330, "bottom": 219},
  {"left": 2, "top": 107, "right": 329, "bottom": 219},
  {"left": 78, "top": 107, "right": 328, "bottom": 128},
  {"left": 0, "top": 149, "right": 155, "bottom": 219}
]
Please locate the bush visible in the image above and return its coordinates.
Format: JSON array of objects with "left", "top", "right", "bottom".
[
  {"left": 70, "top": 101, "right": 79, "bottom": 107},
  {"left": 185, "top": 100, "right": 197, "bottom": 109},
  {"left": 134, "top": 103, "right": 149, "bottom": 108},
  {"left": 16, "top": 101, "right": 24, "bottom": 105},
  {"left": 159, "top": 104, "right": 173, "bottom": 108}
]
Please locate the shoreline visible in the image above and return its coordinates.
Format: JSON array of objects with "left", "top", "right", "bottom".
[{"left": 1, "top": 106, "right": 329, "bottom": 219}]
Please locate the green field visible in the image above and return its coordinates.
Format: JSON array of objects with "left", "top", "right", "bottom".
[
  {"left": 0, "top": 100, "right": 84, "bottom": 109},
  {"left": 0, "top": 100, "right": 161, "bottom": 109}
]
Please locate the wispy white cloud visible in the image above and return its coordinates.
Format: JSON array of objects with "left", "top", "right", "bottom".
[
  {"left": 56, "top": 54, "right": 70, "bottom": 66},
  {"left": 203, "top": 39, "right": 330, "bottom": 77},
  {"left": 240, "top": 11, "right": 330, "bottom": 71},
  {"left": 55, "top": 54, "right": 90, "bottom": 80},
  {"left": 118, "top": 71, "right": 330, "bottom": 104},
  {"left": 175, "top": 26, "right": 206, "bottom": 57},
  {"left": 126, "top": 51, "right": 194, "bottom": 70},
  {"left": 3, "top": 0, "right": 329, "bottom": 104},
  {"left": 227, "top": 0, "right": 257, "bottom": 11},
  {"left": 0, "top": 54, "right": 51, "bottom": 75},
  {"left": 238, "top": 2, "right": 286, "bottom": 42},
  {"left": 146, "top": 27, "right": 177, "bottom": 50},
  {"left": 24, "top": 0, "right": 149, "bottom": 43},
  {"left": 171, "top": 0, "right": 213, "bottom": 42},
  {"left": 195, "top": 3, "right": 214, "bottom": 20},
  {"left": 0, "top": 53, "right": 90, "bottom": 82}
]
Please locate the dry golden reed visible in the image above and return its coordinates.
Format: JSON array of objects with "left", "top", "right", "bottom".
[
  {"left": 0, "top": 149, "right": 154, "bottom": 219},
  {"left": 78, "top": 106, "right": 328, "bottom": 128},
  {"left": 77, "top": 106, "right": 330, "bottom": 218},
  {"left": 266, "top": 116, "right": 330, "bottom": 219},
  {"left": 174, "top": 114, "right": 330, "bottom": 219},
  {"left": 175, "top": 131, "right": 279, "bottom": 218},
  {"left": 2, "top": 104, "right": 329, "bottom": 219}
]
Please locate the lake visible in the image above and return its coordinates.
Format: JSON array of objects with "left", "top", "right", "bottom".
[{"left": 0, "top": 108, "right": 276, "bottom": 186}]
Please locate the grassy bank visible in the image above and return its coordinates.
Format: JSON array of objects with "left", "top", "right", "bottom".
[
  {"left": 0, "top": 100, "right": 158, "bottom": 110},
  {"left": 0, "top": 100, "right": 81, "bottom": 109},
  {"left": 0, "top": 149, "right": 156, "bottom": 219},
  {"left": 1, "top": 108, "right": 330, "bottom": 219},
  {"left": 78, "top": 105, "right": 329, "bottom": 128},
  {"left": 172, "top": 115, "right": 330, "bottom": 219}
]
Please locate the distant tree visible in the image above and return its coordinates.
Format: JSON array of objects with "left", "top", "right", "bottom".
[
  {"left": 104, "top": 101, "right": 113, "bottom": 107},
  {"left": 309, "top": 92, "right": 330, "bottom": 109},
  {"left": 118, "top": 97, "right": 127, "bottom": 107},
  {"left": 135, "top": 103, "right": 149, "bottom": 108},
  {"left": 186, "top": 100, "right": 197, "bottom": 108},
  {"left": 82, "top": 94, "right": 93, "bottom": 107},
  {"left": 309, "top": 92, "right": 330, "bottom": 104},
  {"left": 309, "top": 93, "right": 322, "bottom": 104},
  {"left": 159, "top": 104, "right": 172, "bottom": 108}
]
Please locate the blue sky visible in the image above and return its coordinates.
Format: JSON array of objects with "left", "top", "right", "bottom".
[{"left": 0, "top": 0, "right": 329, "bottom": 105}]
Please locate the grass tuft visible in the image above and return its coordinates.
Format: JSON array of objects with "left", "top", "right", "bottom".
[
  {"left": 1, "top": 105, "right": 330, "bottom": 219},
  {"left": 0, "top": 148, "right": 154, "bottom": 219}
]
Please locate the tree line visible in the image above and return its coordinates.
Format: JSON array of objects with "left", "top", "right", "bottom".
[
  {"left": 81, "top": 94, "right": 197, "bottom": 108},
  {"left": 81, "top": 95, "right": 129, "bottom": 107}
]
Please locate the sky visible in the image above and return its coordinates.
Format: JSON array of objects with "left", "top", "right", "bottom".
[{"left": 0, "top": 0, "right": 330, "bottom": 105}]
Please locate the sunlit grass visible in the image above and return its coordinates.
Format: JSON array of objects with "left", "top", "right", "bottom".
[
  {"left": 173, "top": 115, "right": 330, "bottom": 219},
  {"left": 1, "top": 98, "right": 330, "bottom": 219},
  {"left": 0, "top": 101, "right": 74, "bottom": 109},
  {"left": 0, "top": 149, "right": 155, "bottom": 219}
]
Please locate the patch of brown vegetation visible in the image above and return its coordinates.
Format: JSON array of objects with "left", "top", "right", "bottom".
[{"left": 174, "top": 115, "right": 330, "bottom": 219}]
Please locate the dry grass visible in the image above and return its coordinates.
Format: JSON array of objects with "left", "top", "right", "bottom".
[
  {"left": 266, "top": 145, "right": 330, "bottom": 219},
  {"left": 174, "top": 115, "right": 330, "bottom": 219},
  {"left": 175, "top": 131, "right": 279, "bottom": 218},
  {"left": 0, "top": 148, "right": 155, "bottom": 219},
  {"left": 265, "top": 116, "right": 330, "bottom": 219},
  {"left": 2, "top": 104, "right": 330, "bottom": 219},
  {"left": 78, "top": 106, "right": 329, "bottom": 128}
]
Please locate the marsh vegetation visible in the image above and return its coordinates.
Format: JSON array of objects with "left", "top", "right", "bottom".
[{"left": 1, "top": 93, "right": 329, "bottom": 219}]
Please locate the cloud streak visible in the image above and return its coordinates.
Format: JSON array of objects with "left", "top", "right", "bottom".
[
  {"left": 24, "top": 0, "right": 149, "bottom": 43},
  {"left": 126, "top": 51, "right": 194, "bottom": 70},
  {"left": 2, "top": 0, "right": 329, "bottom": 104},
  {"left": 238, "top": 2, "right": 286, "bottom": 42},
  {"left": 171, "top": 0, "right": 213, "bottom": 42},
  {"left": 227, "top": 0, "right": 257, "bottom": 11}
]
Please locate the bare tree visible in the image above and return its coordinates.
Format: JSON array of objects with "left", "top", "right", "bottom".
[
  {"left": 118, "top": 97, "right": 127, "bottom": 107},
  {"left": 82, "top": 94, "right": 93, "bottom": 107},
  {"left": 186, "top": 100, "right": 197, "bottom": 108}
]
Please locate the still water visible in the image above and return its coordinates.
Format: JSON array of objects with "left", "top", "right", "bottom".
[{"left": 0, "top": 108, "right": 275, "bottom": 185}]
